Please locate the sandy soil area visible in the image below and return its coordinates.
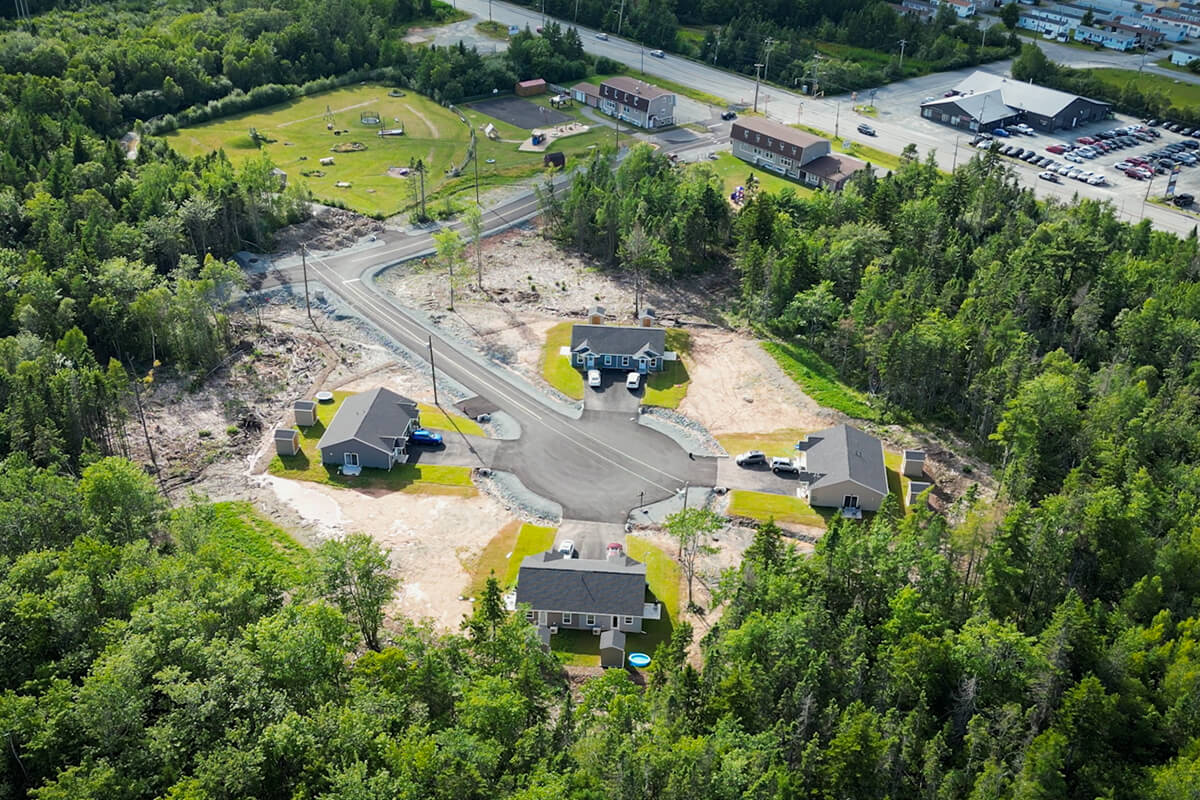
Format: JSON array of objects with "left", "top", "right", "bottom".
[
  {"left": 261, "top": 476, "right": 515, "bottom": 629},
  {"left": 677, "top": 328, "right": 838, "bottom": 435}
]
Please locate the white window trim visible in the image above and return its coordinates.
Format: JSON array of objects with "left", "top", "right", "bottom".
[
  {"left": 603, "top": 355, "right": 612, "bottom": 366},
  {"left": 623, "top": 616, "right": 634, "bottom": 625},
  {"left": 562, "top": 612, "right": 572, "bottom": 624},
  {"left": 621, "top": 356, "right": 629, "bottom": 367},
  {"left": 344, "top": 452, "right": 359, "bottom": 466},
  {"left": 525, "top": 611, "right": 534, "bottom": 621},
  {"left": 586, "top": 614, "right": 596, "bottom": 627}
]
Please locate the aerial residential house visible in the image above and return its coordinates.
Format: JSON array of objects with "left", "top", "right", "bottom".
[
  {"left": 566, "top": 323, "right": 674, "bottom": 373},
  {"left": 795, "top": 424, "right": 891, "bottom": 515},
  {"left": 892, "top": 0, "right": 938, "bottom": 22},
  {"left": 921, "top": 71, "right": 1110, "bottom": 132},
  {"left": 1170, "top": 45, "right": 1200, "bottom": 65},
  {"left": 570, "top": 82, "right": 601, "bottom": 108},
  {"left": 512, "top": 549, "right": 661, "bottom": 636},
  {"left": 730, "top": 117, "right": 867, "bottom": 191},
  {"left": 1157, "top": 7, "right": 1200, "bottom": 38},
  {"left": 1018, "top": 9, "right": 1072, "bottom": 36},
  {"left": 597, "top": 76, "right": 676, "bottom": 129},
  {"left": 939, "top": 0, "right": 977, "bottom": 17},
  {"left": 1074, "top": 23, "right": 1138, "bottom": 49},
  {"left": 1135, "top": 13, "right": 1191, "bottom": 42},
  {"left": 315, "top": 387, "right": 419, "bottom": 471}
]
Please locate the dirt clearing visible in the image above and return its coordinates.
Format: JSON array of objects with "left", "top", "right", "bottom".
[{"left": 261, "top": 476, "right": 516, "bottom": 629}]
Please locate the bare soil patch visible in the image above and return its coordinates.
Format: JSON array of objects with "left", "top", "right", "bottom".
[
  {"left": 678, "top": 329, "right": 838, "bottom": 436},
  {"left": 270, "top": 205, "right": 383, "bottom": 253}
]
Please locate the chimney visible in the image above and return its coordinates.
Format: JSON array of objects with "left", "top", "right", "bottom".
[{"left": 588, "top": 305, "right": 606, "bottom": 324}]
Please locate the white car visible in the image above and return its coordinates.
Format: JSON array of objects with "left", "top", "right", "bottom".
[
  {"left": 1065, "top": 153, "right": 1083, "bottom": 163},
  {"left": 587, "top": 369, "right": 601, "bottom": 387},
  {"left": 1115, "top": 161, "right": 1133, "bottom": 171},
  {"left": 595, "top": 32, "right": 608, "bottom": 40},
  {"left": 557, "top": 540, "right": 576, "bottom": 557},
  {"left": 625, "top": 372, "right": 640, "bottom": 389},
  {"left": 1016, "top": 124, "right": 1035, "bottom": 135},
  {"left": 649, "top": 49, "right": 665, "bottom": 58},
  {"left": 1087, "top": 175, "right": 1108, "bottom": 186},
  {"left": 975, "top": 139, "right": 993, "bottom": 149}
]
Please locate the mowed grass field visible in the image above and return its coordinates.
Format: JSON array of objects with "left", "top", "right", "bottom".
[{"left": 165, "top": 85, "right": 470, "bottom": 217}]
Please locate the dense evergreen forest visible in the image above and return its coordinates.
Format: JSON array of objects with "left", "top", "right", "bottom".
[
  {"left": 2, "top": 0, "right": 1200, "bottom": 798},
  {"left": 512, "top": 0, "right": 1018, "bottom": 92}
]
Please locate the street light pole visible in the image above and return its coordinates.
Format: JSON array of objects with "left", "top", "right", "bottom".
[
  {"left": 428, "top": 335, "right": 439, "bottom": 407},
  {"left": 763, "top": 36, "right": 777, "bottom": 81},
  {"left": 301, "top": 243, "right": 316, "bottom": 329},
  {"left": 641, "top": 43, "right": 644, "bottom": 74},
  {"left": 753, "top": 62, "right": 764, "bottom": 113}
]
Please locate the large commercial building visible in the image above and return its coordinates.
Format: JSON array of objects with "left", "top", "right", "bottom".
[
  {"left": 919, "top": 71, "right": 1111, "bottom": 133},
  {"left": 729, "top": 117, "right": 867, "bottom": 191}
]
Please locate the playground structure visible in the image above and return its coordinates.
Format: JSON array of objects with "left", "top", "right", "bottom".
[
  {"left": 517, "top": 122, "right": 590, "bottom": 152},
  {"left": 482, "top": 123, "right": 499, "bottom": 140},
  {"left": 378, "top": 123, "right": 405, "bottom": 137}
]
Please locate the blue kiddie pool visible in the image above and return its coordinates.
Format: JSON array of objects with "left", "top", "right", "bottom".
[{"left": 627, "top": 652, "right": 651, "bottom": 668}]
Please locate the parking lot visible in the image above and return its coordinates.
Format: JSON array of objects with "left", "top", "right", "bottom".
[{"left": 972, "top": 119, "right": 1200, "bottom": 210}]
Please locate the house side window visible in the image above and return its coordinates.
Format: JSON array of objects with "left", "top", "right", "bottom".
[
  {"left": 650, "top": 358, "right": 659, "bottom": 369},
  {"left": 781, "top": 157, "right": 792, "bottom": 168},
  {"left": 624, "top": 616, "right": 634, "bottom": 625},
  {"left": 621, "top": 356, "right": 629, "bottom": 366},
  {"left": 586, "top": 614, "right": 596, "bottom": 627},
  {"left": 562, "top": 613, "right": 572, "bottom": 624},
  {"left": 805, "top": 173, "right": 819, "bottom": 186},
  {"left": 603, "top": 355, "right": 612, "bottom": 366},
  {"left": 525, "top": 611, "right": 534, "bottom": 621}
]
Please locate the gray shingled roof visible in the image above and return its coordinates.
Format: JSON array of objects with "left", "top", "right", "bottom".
[
  {"left": 274, "top": 428, "right": 299, "bottom": 442},
  {"left": 801, "top": 424, "right": 889, "bottom": 496},
  {"left": 570, "top": 324, "right": 665, "bottom": 359},
  {"left": 294, "top": 399, "right": 317, "bottom": 411},
  {"left": 920, "top": 89, "right": 1012, "bottom": 126},
  {"left": 600, "top": 628, "right": 626, "bottom": 651},
  {"left": 316, "top": 387, "right": 418, "bottom": 456},
  {"left": 515, "top": 551, "right": 647, "bottom": 617}
]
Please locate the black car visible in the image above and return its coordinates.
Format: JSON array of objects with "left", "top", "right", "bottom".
[
  {"left": 1147, "top": 119, "right": 1159, "bottom": 126},
  {"left": 1185, "top": 140, "right": 1200, "bottom": 149},
  {"left": 1174, "top": 193, "right": 1194, "bottom": 207},
  {"left": 720, "top": 110, "right": 737, "bottom": 120},
  {"left": 1021, "top": 151, "right": 1037, "bottom": 161},
  {"left": 1011, "top": 147, "right": 1025, "bottom": 158}
]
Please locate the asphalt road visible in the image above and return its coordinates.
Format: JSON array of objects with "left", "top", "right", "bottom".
[{"left": 446, "top": 0, "right": 1200, "bottom": 234}]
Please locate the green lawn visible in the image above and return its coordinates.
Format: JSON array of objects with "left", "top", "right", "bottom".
[
  {"left": 416, "top": 403, "right": 485, "bottom": 437},
  {"left": 462, "top": 520, "right": 557, "bottom": 599},
  {"left": 791, "top": 121, "right": 905, "bottom": 172},
  {"left": 502, "top": 523, "right": 558, "bottom": 587},
  {"left": 643, "top": 329, "right": 692, "bottom": 409},
  {"left": 475, "top": 20, "right": 509, "bottom": 40},
  {"left": 540, "top": 321, "right": 585, "bottom": 399},
  {"left": 554, "top": 535, "right": 679, "bottom": 667},
  {"left": 442, "top": 98, "right": 612, "bottom": 205},
  {"left": 267, "top": 390, "right": 478, "bottom": 495},
  {"left": 190, "top": 501, "right": 312, "bottom": 584},
  {"left": 885, "top": 450, "right": 919, "bottom": 515},
  {"left": 761, "top": 341, "right": 881, "bottom": 421},
  {"left": 706, "top": 151, "right": 814, "bottom": 198},
  {"left": 717, "top": 430, "right": 807, "bottom": 459},
  {"left": 165, "top": 84, "right": 470, "bottom": 217},
  {"left": 1090, "top": 68, "right": 1200, "bottom": 109},
  {"left": 728, "top": 490, "right": 827, "bottom": 528}
]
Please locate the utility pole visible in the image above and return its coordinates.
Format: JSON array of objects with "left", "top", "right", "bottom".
[
  {"left": 617, "top": 0, "right": 626, "bottom": 36},
  {"left": 753, "top": 62, "right": 764, "bottom": 113},
  {"left": 428, "top": 335, "right": 439, "bottom": 407},
  {"left": 641, "top": 43, "right": 645, "bottom": 74},
  {"left": 835, "top": 101, "right": 840, "bottom": 139},
  {"left": 301, "top": 243, "right": 316, "bottom": 329},
  {"left": 488, "top": 0, "right": 492, "bottom": 21},
  {"left": 473, "top": 140, "right": 480, "bottom": 205},
  {"left": 952, "top": 135, "right": 960, "bottom": 170},
  {"left": 574, "top": 0, "right": 580, "bottom": 22},
  {"left": 898, "top": 39, "right": 907, "bottom": 71},
  {"left": 713, "top": 33, "right": 720, "bottom": 65},
  {"left": 763, "top": 37, "right": 777, "bottom": 81}
]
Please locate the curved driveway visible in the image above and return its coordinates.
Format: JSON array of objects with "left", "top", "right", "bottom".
[{"left": 254, "top": 169, "right": 717, "bottom": 523}]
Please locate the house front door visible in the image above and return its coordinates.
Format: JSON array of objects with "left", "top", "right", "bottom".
[
  {"left": 638, "top": 357, "right": 648, "bottom": 373},
  {"left": 538, "top": 611, "right": 547, "bottom": 626},
  {"left": 586, "top": 355, "right": 596, "bottom": 369}
]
